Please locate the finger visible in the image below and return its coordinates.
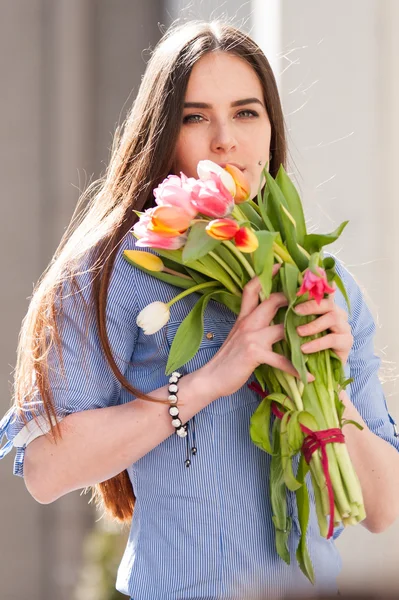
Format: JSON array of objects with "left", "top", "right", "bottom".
[
  {"left": 272, "top": 263, "right": 281, "bottom": 277},
  {"left": 250, "top": 292, "right": 288, "bottom": 327},
  {"left": 301, "top": 333, "right": 351, "bottom": 354},
  {"left": 265, "top": 323, "right": 285, "bottom": 344},
  {"left": 296, "top": 313, "right": 348, "bottom": 337},
  {"left": 239, "top": 276, "right": 262, "bottom": 319},
  {"left": 263, "top": 351, "right": 315, "bottom": 382},
  {"left": 294, "top": 296, "right": 335, "bottom": 316}
]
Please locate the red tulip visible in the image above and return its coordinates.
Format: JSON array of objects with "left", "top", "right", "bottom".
[
  {"left": 234, "top": 227, "right": 259, "bottom": 253},
  {"left": 206, "top": 218, "right": 240, "bottom": 240}
]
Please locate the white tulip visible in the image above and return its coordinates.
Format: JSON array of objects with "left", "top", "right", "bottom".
[
  {"left": 136, "top": 301, "right": 170, "bottom": 334},
  {"left": 197, "top": 160, "right": 236, "bottom": 196}
]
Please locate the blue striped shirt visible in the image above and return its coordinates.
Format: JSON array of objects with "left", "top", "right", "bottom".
[{"left": 1, "top": 232, "right": 398, "bottom": 599}]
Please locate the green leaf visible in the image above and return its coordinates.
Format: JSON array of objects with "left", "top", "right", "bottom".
[
  {"left": 280, "top": 263, "right": 300, "bottom": 305},
  {"left": 184, "top": 266, "right": 209, "bottom": 285},
  {"left": 280, "top": 412, "right": 302, "bottom": 491},
  {"left": 303, "top": 221, "right": 349, "bottom": 254},
  {"left": 323, "top": 256, "right": 335, "bottom": 271},
  {"left": 264, "top": 170, "right": 289, "bottom": 239},
  {"left": 238, "top": 201, "right": 265, "bottom": 231},
  {"left": 212, "top": 244, "right": 247, "bottom": 286},
  {"left": 295, "top": 455, "right": 315, "bottom": 584},
  {"left": 270, "top": 420, "right": 291, "bottom": 565},
  {"left": 250, "top": 398, "right": 273, "bottom": 454},
  {"left": 266, "top": 392, "right": 296, "bottom": 412},
  {"left": 196, "top": 254, "right": 241, "bottom": 296},
  {"left": 209, "top": 290, "right": 241, "bottom": 316},
  {"left": 333, "top": 272, "right": 351, "bottom": 315},
  {"left": 165, "top": 293, "right": 213, "bottom": 375},
  {"left": 253, "top": 230, "right": 278, "bottom": 298},
  {"left": 285, "top": 310, "right": 308, "bottom": 385},
  {"left": 257, "top": 184, "right": 277, "bottom": 231},
  {"left": 276, "top": 165, "right": 307, "bottom": 244},
  {"left": 182, "top": 221, "right": 220, "bottom": 263},
  {"left": 342, "top": 419, "right": 364, "bottom": 431},
  {"left": 286, "top": 411, "right": 304, "bottom": 454}
]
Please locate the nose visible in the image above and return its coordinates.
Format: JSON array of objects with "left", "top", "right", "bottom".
[{"left": 210, "top": 121, "right": 237, "bottom": 155}]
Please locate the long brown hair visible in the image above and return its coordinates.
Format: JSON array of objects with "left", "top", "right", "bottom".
[{"left": 14, "top": 20, "right": 287, "bottom": 523}]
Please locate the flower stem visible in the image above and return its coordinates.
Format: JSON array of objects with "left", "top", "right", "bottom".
[
  {"left": 273, "top": 241, "right": 296, "bottom": 265},
  {"left": 223, "top": 240, "right": 256, "bottom": 278},
  {"left": 209, "top": 251, "right": 243, "bottom": 289},
  {"left": 166, "top": 281, "right": 220, "bottom": 308},
  {"left": 163, "top": 267, "right": 193, "bottom": 280}
]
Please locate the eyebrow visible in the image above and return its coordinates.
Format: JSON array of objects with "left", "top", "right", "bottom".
[{"left": 183, "top": 97, "right": 264, "bottom": 109}]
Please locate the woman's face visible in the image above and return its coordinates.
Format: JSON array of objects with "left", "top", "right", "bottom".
[{"left": 174, "top": 51, "right": 272, "bottom": 200}]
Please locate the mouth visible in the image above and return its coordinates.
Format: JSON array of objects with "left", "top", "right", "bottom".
[{"left": 219, "top": 162, "right": 246, "bottom": 172}]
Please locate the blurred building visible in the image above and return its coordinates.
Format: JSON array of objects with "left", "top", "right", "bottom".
[{"left": 0, "top": 1, "right": 398, "bottom": 599}]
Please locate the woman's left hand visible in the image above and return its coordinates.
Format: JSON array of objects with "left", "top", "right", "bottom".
[{"left": 294, "top": 291, "right": 353, "bottom": 365}]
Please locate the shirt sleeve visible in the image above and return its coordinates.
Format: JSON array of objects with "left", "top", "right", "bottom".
[
  {"left": 0, "top": 233, "right": 139, "bottom": 476},
  {"left": 334, "top": 258, "right": 399, "bottom": 450}
]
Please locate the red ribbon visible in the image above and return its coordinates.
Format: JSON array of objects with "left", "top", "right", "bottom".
[{"left": 248, "top": 381, "right": 345, "bottom": 539}]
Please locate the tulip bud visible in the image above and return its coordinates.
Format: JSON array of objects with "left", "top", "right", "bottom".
[
  {"left": 234, "top": 227, "right": 259, "bottom": 253},
  {"left": 225, "top": 164, "right": 251, "bottom": 204},
  {"left": 136, "top": 301, "right": 170, "bottom": 334},
  {"left": 206, "top": 218, "right": 240, "bottom": 240},
  {"left": 124, "top": 250, "right": 164, "bottom": 272}
]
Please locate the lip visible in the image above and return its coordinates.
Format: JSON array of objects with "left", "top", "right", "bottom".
[{"left": 219, "top": 162, "right": 246, "bottom": 172}]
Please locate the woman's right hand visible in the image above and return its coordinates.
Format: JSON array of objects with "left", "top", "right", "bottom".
[{"left": 202, "top": 273, "right": 302, "bottom": 399}]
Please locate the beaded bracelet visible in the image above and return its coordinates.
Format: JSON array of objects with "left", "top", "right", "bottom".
[{"left": 168, "top": 371, "right": 187, "bottom": 438}]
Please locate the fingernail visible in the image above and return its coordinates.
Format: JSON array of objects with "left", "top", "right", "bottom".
[
  {"left": 301, "top": 343, "right": 309, "bottom": 351},
  {"left": 295, "top": 306, "right": 305, "bottom": 314},
  {"left": 308, "top": 374, "right": 315, "bottom": 382}
]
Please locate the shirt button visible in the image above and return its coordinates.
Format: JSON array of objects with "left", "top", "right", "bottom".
[{"left": 206, "top": 332, "right": 214, "bottom": 340}]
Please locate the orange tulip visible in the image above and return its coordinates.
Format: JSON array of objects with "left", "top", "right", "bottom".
[
  {"left": 147, "top": 205, "right": 193, "bottom": 237},
  {"left": 206, "top": 218, "right": 240, "bottom": 240},
  {"left": 225, "top": 164, "right": 251, "bottom": 204},
  {"left": 234, "top": 226, "right": 259, "bottom": 252}
]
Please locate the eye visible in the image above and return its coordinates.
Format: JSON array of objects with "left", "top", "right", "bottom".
[
  {"left": 182, "top": 114, "right": 204, "bottom": 124},
  {"left": 236, "top": 109, "right": 259, "bottom": 119}
]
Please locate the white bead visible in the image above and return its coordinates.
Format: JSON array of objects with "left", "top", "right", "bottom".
[
  {"left": 169, "top": 376, "right": 178, "bottom": 384},
  {"left": 168, "top": 394, "right": 177, "bottom": 403},
  {"left": 171, "top": 418, "right": 182, "bottom": 428},
  {"left": 169, "top": 406, "right": 179, "bottom": 417},
  {"left": 172, "top": 371, "right": 182, "bottom": 378},
  {"left": 176, "top": 427, "right": 187, "bottom": 438},
  {"left": 169, "top": 384, "right": 178, "bottom": 393}
]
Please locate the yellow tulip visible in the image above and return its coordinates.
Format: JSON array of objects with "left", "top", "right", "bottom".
[
  {"left": 123, "top": 250, "right": 164, "bottom": 272},
  {"left": 225, "top": 164, "right": 251, "bottom": 204}
]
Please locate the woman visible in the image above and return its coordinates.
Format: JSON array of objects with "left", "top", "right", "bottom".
[{"left": 1, "top": 20, "right": 399, "bottom": 600}]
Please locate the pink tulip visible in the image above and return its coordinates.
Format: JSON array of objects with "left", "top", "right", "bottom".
[
  {"left": 147, "top": 205, "right": 193, "bottom": 236},
  {"left": 133, "top": 208, "right": 188, "bottom": 249},
  {"left": 135, "top": 232, "right": 187, "bottom": 249},
  {"left": 191, "top": 175, "right": 235, "bottom": 218},
  {"left": 153, "top": 174, "right": 198, "bottom": 219},
  {"left": 297, "top": 267, "right": 335, "bottom": 305}
]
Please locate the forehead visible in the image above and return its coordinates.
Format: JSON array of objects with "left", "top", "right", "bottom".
[{"left": 185, "top": 51, "right": 263, "bottom": 102}]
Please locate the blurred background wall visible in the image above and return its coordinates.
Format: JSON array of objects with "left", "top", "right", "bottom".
[{"left": 0, "top": 1, "right": 398, "bottom": 599}]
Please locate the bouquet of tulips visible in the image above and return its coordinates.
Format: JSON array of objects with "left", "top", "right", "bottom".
[{"left": 124, "top": 160, "right": 365, "bottom": 584}]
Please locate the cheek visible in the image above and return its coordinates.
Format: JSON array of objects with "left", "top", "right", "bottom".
[{"left": 173, "top": 134, "right": 200, "bottom": 178}]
